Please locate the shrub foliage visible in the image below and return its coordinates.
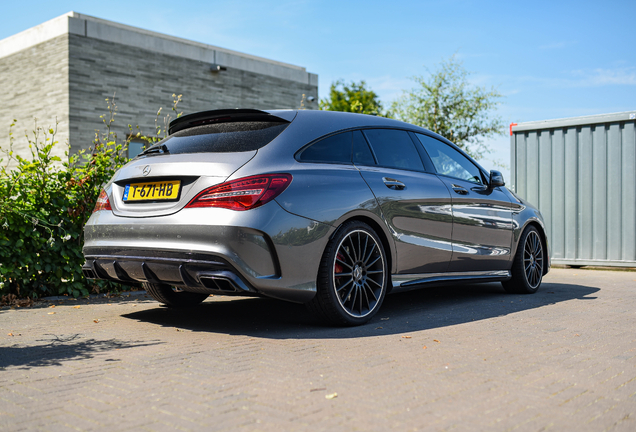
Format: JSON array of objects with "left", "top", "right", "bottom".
[
  {"left": 0, "top": 95, "right": 181, "bottom": 299},
  {"left": 0, "top": 121, "right": 128, "bottom": 299}
]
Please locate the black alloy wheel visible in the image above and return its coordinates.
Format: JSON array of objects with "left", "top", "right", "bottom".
[
  {"left": 503, "top": 226, "right": 544, "bottom": 294},
  {"left": 143, "top": 282, "right": 209, "bottom": 307},
  {"left": 307, "top": 221, "right": 388, "bottom": 326}
]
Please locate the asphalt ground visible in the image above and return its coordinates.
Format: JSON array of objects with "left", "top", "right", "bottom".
[{"left": 1, "top": 268, "right": 635, "bottom": 431}]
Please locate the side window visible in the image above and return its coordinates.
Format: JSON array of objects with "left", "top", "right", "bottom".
[
  {"left": 416, "top": 134, "right": 483, "bottom": 184},
  {"left": 298, "top": 132, "right": 352, "bottom": 164},
  {"left": 362, "top": 129, "right": 424, "bottom": 171},
  {"left": 352, "top": 130, "right": 376, "bottom": 166}
]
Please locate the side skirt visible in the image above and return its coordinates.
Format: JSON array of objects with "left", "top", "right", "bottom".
[{"left": 390, "top": 270, "right": 511, "bottom": 293}]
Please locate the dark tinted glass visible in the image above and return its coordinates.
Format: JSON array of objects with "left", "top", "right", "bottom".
[
  {"left": 352, "top": 130, "right": 376, "bottom": 166},
  {"left": 416, "top": 134, "right": 483, "bottom": 184},
  {"left": 298, "top": 132, "right": 352, "bottom": 164},
  {"left": 151, "top": 121, "right": 288, "bottom": 154},
  {"left": 362, "top": 129, "right": 424, "bottom": 171}
]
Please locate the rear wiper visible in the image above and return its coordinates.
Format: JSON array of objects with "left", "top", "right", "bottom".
[{"left": 139, "top": 144, "right": 169, "bottom": 156}]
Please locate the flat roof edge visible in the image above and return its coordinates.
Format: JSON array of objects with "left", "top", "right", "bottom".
[
  {"left": 0, "top": 12, "right": 317, "bottom": 85},
  {"left": 512, "top": 110, "right": 636, "bottom": 133},
  {"left": 68, "top": 12, "right": 306, "bottom": 72},
  {"left": 0, "top": 12, "right": 73, "bottom": 58}
]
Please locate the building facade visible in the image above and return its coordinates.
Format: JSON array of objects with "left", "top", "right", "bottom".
[{"left": 0, "top": 12, "right": 318, "bottom": 166}]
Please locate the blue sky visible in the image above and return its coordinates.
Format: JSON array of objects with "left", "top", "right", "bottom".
[{"left": 2, "top": 0, "right": 635, "bottom": 178}]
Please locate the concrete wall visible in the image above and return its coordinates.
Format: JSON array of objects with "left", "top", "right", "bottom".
[
  {"left": 0, "top": 35, "right": 70, "bottom": 169},
  {"left": 68, "top": 34, "right": 317, "bottom": 151}
]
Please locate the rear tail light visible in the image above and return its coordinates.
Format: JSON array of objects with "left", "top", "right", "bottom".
[
  {"left": 186, "top": 174, "right": 292, "bottom": 211},
  {"left": 93, "top": 189, "right": 112, "bottom": 212}
]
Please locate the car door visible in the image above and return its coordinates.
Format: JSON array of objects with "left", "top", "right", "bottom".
[
  {"left": 415, "top": 133, "right": 514, "bottom": 272},
  {"left": 355, "top": 129, "right": 453, "bottom": 274}
]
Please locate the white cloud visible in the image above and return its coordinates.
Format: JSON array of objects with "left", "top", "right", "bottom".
[
  {"left": 489, "top": 66, "right": 636, "bottom": 94},
  {"left": 570, "top": 67, "right": 636, "bottom": 86}
]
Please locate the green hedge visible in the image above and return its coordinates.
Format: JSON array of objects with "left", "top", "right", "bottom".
[
  {"left": 0, "top": 95, "right": 181, "bottom": 299},
  {"left": 0, "top": 122, "right": 129, "bottom": 298}
]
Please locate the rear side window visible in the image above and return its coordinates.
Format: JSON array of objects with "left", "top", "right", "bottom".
[
  {"left": 362, "top": 129, "right": 424, "bottom": 171},
  {"left": 297, "top": 132, "right": 352, "bottom": 164},
  {"left": 352, "top": 130, "right": 376, "bottom": 166},
  {"left": 153, "top": 121, "right": 289, "bottom": 154}
]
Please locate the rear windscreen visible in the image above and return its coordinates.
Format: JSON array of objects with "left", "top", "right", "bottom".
[{"left": 152, "top": 121, "right": 289, "bottom": 154}]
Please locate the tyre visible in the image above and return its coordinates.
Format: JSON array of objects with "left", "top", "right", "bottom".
[
  {"left": 306, "top": 221, "right": 388, "bottom": 326},
  {"left": 143, "top": 282, "right": 209, "bottom": 308},
  {"left": 502, "top": 225, "right": 545, "bottom": 294}
]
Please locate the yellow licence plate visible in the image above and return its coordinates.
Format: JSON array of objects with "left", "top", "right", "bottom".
[{"left": 123, "top": 180, "right": 181, "bottom": 202}]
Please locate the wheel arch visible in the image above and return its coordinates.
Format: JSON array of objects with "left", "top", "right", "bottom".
[{"left": 331, "top": 214, "right": 395, "bottom": 290}]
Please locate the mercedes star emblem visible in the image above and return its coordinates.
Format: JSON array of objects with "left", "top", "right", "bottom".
[{"left": 142, "top": 165, "right": 151, "bottom": 176}]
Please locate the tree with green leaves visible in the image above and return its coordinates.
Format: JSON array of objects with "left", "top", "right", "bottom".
[
  {"left": 320, "top": 80, "right": 384, "bottom": 116},
  {"left": 391, "top": 57, "right": 504, "bottom": 159}
]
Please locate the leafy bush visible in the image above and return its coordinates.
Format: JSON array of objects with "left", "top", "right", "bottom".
[
  {"left": 0, "top": 95, "right": 182, "bottom": 299},
  {"left": 0, "top": 121, "right": 128, "bottom": 299}
]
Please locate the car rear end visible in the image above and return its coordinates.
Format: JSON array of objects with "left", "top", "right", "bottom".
[{"left": 82, "top": 109, "right": 333, "bottom": 303}]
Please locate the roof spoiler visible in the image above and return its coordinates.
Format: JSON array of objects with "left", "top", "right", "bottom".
[{"left": 168, "top": 109, "right": 291, "bottom": 135}]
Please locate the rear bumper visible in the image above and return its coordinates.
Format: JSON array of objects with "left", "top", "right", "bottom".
[
  {"left": 82, "top": 203, "right": 335, "bottom": 303},
  {"left": 83, "top": 249, "right": 257, "bottom": 295}
]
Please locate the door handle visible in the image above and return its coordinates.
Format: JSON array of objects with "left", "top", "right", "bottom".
[
  {"left": 382, "top": 177, "right": 406, "bottom": 190},
  {"left": 470, "top": 185, "right": 489, "bottom": 194},
  {"left": 451, "top": 184, "right": 468, "bottom": 195}
]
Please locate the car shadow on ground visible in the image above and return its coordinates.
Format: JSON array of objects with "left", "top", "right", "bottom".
[{"left": 122, "top": 281, "right": 599, "bottom": 339}]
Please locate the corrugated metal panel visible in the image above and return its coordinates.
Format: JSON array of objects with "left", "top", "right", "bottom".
[
  {"left": 511, "top": 111, "right": 636, "bottom": 267},
  {"left": 564, "top": 127, "right": 577, "bottom": 259},
  {"left": 551, "top": 129, "right": 564, "bottom": 259},
  {"left": 623, "top": 123, "right": 636, "bottom": 261}
]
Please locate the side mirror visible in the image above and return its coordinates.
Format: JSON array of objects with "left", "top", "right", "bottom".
[{"left": 489, "top": 170, "right": 505, "bottom": 187}]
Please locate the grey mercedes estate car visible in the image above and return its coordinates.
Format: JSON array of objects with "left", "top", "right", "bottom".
[{"left": 83, "top": 109, "right": 549, "bottom": 325}]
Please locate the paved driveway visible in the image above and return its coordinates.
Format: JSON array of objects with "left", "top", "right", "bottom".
[{"left": 1, "top": 268, "right": 635, "bottom": 431}]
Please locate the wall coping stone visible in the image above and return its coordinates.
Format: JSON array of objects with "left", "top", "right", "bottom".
[{"left": 0, "top": 11, "right": 318, "bottom": 86}]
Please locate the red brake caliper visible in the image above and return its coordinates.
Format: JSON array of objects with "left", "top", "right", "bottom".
[{"left": 335, "top": 253, "right": 345, "bottom": 276}]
